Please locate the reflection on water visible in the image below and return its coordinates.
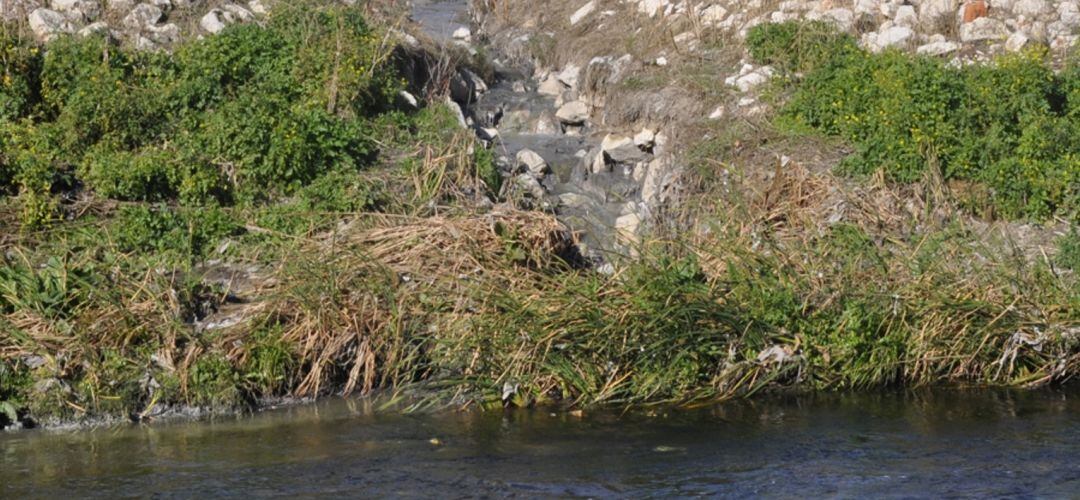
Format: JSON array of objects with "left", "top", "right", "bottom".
[{"left": 2, "top": 389, "right": 1079, "bottom": 497}]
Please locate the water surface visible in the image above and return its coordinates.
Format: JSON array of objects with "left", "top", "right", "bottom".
[{"left": 3, "top": 389, "right": 1078, "bottom": 497}]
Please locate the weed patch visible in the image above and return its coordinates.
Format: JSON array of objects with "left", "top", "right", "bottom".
[{"left": 749, "top": 21, "right": 1080, "bottom": 221}]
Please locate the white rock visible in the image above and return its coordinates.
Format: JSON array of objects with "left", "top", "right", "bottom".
[
  {"left": 821, "top": 8, "right": 854, "bottom": 31},
  {"left": 452, "top": 26, "right": 471, "bottom": 40},
  {"left": 28, "top": 8, "right": 73, "bottom": 41},
  {"left": 556, "top": 64, "right": 581, "bottom": 90},
  {"left": 727, "top": 68, "right": 772, "bottom": 92},
  {"left": 634, "top": 128, "right": 655, "bottom": 149},
  {"left": 1013, "top": 0, "right": 1050, "bottom": 17},
  {"left": 477, "top": 127, "right": 499, "bottom": 142},
  {"left": 76, "top": 20, "right": 108, "bottom": 37},
  {"left": 961, "top": 17, "right": 1009, "bottom": 42},
  {"left": 221, "top": 4, "right": 254, "bottom": 22},
  {"left": 876, "top": 26, "right": 914, "bottom": 49},
  {"left": 854, "top": 0, "right": 878, "bottom": 16},
  {"left": 1005, "top": 31, "right": 1032, "bottom": 51},
  {"left": 699, "top": 4, "right": 727, "bottom": 25},
  {"left": 556, "top": 100, "right": 589, "bottom": 125},
  {"left": 916, "top": 40, "right": 961, "bottom": 55},
  {"left": 51, "top": 0, "right": 100, "bottom": 21},
  {"left": 615, "top": 212, "right": 643, "bottom": 241},
  {"left": 919, "top": 0, "right": 958, "bottom": 26},
  {"left": 123, "top": 3, "right": 163, "bottom": 29},
  {"left": 148, "top": 0, "right": 171, "bottom": 12},
  {"left": 104, "top": 0, "right": 134, "bottom": 14},
  {"left": 537, "top": 75, "right": 565, "bottom": 97},
  {"left": 248, "top": 0, "right": 268, "bottom": 15},
  {"left": 894, "top": 5, "right": 917, "bottom": 27},
  {"left": 145, "top": 22, "right": 179, "bottom": 44},
  {"left": 516, "top": 149, "right": 550, "bottom": 177},
  {"left": 398, "top": 90, "right": 418, "bottom": 109},
  {"left": 638, "top": 0, "right": 667, "bottom": 17},
  {"left": 601, "top": 134, "right": 644, "bottom": 164},
  {"left": 513, "top": 174, "right": 546, "bottom": 199},
  {"left": 641, "top": 158, "right": 670, "bottom": 204},
  {"left": 1059, "top": 1, "right": 1080, "bottom": 27},
  {"left": 200, "top": 8, "right": 229, "bottom": 33},
  {"left": 570, "top": 0, "right": 595, "bottom": 25}
]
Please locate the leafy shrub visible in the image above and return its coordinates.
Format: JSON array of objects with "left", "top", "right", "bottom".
[
  {"left": 745, "top": 21, "right": 858, "bottom": 74},
  {"left": 0, "top": 31, "right": 41, "bottom": 122},
  {"left": 1058, "top": 229, "right": 1080, "bottom": 272},
  {"left": 750, "top": 22, "right": 1080, "bottom": 220},
  {"left": 113, "top": 204, "right": 241, "bottom": 260},
  {"left": 0, "top": 254, "right": 94, "bottom": 319},
  {"left": 0, "top": 1, "right": 404, "bottom": 225}
]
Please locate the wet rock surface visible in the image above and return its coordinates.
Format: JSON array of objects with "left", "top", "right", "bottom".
[{"left": 412, "top": 0, "right": 675, "bottom": 261}]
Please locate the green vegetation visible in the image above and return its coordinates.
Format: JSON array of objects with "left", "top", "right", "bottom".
[
  {"left": 747, "top": 21, "right": 1080, "bottom": 221},
  {"left": 1, "top": 9, "right": 1078, "bottom": 429},
  {"left": 1, "top": 1, "right": 401, "bottom": 227}
]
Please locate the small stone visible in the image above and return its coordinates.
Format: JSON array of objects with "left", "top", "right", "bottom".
[
  {"left": 200, "top": 8, "right": 229, "bottom": 33},
  {"left": 917, "top": 40, "right": 961, "bottom": 55},
  {"left": 452, "top": 26, "right": 471, "bottom": 40},
  {"left": 634, "top": 128, "right": 656, "bottom": 149},
  {"left": 248, "top": 0, "right": 268, "bottom": 15},
  {"left": 700, "top": 4, "right": 727, "bottom": 25},
  {"left": 398, "top": 90, "right": 418, "bottom": 109},
  {"left": 570, "top": 0, "right": 595, "bottom": 25}
]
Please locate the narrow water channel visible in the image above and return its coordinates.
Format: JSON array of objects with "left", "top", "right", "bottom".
[{"left": 3, "top": 389, "right": 1078, "bottom": 497}]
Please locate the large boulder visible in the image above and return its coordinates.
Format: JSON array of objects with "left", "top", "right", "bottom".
[
  {"left": 28, "top": 8, "right": 74, "bottom": 41},
  {"left": 876, "top": 25, "right": 915, "bottom": 49},
  {"left": 1012, "top": 0, "right": 1051, "bottom": 18},
  {"left": 601, "top": 134, "right": 645, "bottom": 164},
  {"left": 516, "top": 149, "right": 550, "bottom": 178},
  {"left": 123, "top": 3, "right": 163, "bottom": 29},
  {"left": 960, "top": 17, "right": 1009, "bottom": 42},
  {"left": 51, "top": 0, "right": 101, "bottom": 22},
  {"left": 555, "top": 100, "right": 589, "bottom": 125}
]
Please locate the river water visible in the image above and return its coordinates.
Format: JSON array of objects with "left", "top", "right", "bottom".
[{"left": 3, "top": 389, "right": 1079, "bottom": 497}]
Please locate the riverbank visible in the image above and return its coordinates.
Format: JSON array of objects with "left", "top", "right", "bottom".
[{"left": 1, "top": 0, "right": 1078, "bottom": 430}]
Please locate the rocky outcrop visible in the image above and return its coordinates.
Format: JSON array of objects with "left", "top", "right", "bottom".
[{"left": 11, "top": 1, "right": 266, "bottom": 49}]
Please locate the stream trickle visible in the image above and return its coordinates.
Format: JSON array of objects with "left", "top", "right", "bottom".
[{"left": 412, "top": 0, "right": 649, "bottom": 261}]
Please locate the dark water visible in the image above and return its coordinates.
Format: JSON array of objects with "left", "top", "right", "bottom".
[{"left": 3, "top": 389, "right": 1079, "bottom": 498}]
